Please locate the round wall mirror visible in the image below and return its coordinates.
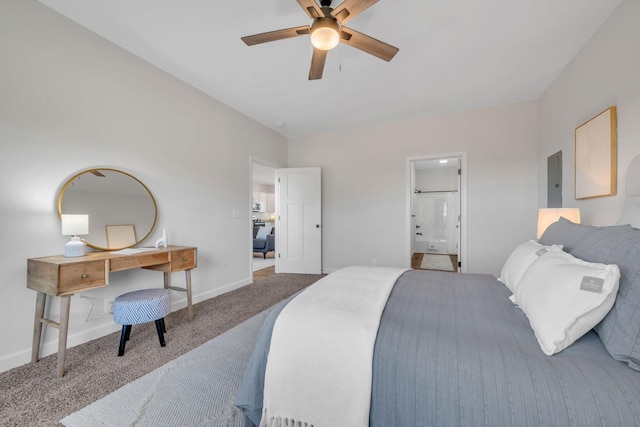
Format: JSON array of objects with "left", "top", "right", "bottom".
[{"left": 57, "top": 168, "right": 158, "bottom": 251}]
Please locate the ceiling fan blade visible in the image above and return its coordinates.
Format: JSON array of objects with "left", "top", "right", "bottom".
[
  {"left": 331, "top": 0, "right": 378, "bottom": 24},
  {"left": 241, "top": 26, "right": 310, "bottom": 46},
  {"left": 296, "top": 0, "right": 323, "bottom": 19},
  {"left": 340, "top": 27, "right": 398, "bottom": 61},
  {"left": 309, "top": 48, "right": 328, "bottom": 80}
]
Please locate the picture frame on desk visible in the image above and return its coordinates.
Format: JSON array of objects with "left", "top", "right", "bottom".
[{"left": 106, "top": 224, "right": 136, "bottom": 249}]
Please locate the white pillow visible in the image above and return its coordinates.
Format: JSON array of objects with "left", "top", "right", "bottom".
[
  {"left": 514, "top": 251, "right": 620, "bottom": 356},
  {"left": 256, "top": 226, "right": 272, "bottom": 239},
  {"left": 498, "top": 241, "right": 562, "bottom": 293}
]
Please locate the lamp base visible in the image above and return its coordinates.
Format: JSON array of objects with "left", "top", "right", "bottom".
[{"left": 65, "top": 236, "right": 86, "bottom": 257}]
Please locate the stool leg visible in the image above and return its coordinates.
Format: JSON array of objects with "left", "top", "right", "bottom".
[
  {"left": 155, "top": 319, "right": 166, "bottom": 347},
  {"left": 160, "top": 318, "right": 166, "bottom": 333},
  {"left": 124, "top": 324, "right": 132, "bottom": 342},
  {"left": 118, "top": 325, "right": 131, "bottom": 357}
]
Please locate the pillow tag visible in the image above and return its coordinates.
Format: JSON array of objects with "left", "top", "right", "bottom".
[
  {"left": 580, "top": 276, "right": 605, "bottom": 293},
  {"left": 535, "top": 248, "right": 548, "bottom": 256}
]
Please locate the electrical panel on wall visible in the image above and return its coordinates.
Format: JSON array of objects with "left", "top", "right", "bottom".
[{"left": 547, "top": 151, "right": 562, "bottom": 208}]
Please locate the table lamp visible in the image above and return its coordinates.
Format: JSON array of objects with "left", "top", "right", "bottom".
[
  {"left": 537, "top": 208, "right": 580, "bottom": 239},
  {"left": 61, "top": 214, "right": 89, "bottom": 257}
]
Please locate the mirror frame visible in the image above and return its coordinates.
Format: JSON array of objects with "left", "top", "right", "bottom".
[{"left": 57, "top": 168, "right": 158, "bottom": 251}]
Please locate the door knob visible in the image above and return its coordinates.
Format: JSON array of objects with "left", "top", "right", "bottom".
[{"left": 316, "top": 224, "right": 320, "bottom": 228}]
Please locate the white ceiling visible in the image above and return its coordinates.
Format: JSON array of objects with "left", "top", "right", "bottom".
[{"left": 38, "top": 0, "right": 622, "bottom": 138}]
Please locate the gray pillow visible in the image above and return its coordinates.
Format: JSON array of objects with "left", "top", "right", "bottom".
[
  {"left": 538, "top": 217, "right": 597, "bottom": 252},
  {"left": 569, "top": 224, "right": 640, "bottom": 370}
]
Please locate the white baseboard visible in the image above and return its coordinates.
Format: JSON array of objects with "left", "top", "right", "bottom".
[
  {"left": 167, "top": 277, "right": 251, "bottom": 310},
  {"left": 0, "top": 277, "right": 253, "bottom": 374}
]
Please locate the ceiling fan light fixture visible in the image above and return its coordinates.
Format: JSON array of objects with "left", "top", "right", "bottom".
[
  {"left": 241, "top": 0, "right": 398, "bottom": 80},
  {"left": 310, "top": 17, "right": 340, "bottom": 50}
]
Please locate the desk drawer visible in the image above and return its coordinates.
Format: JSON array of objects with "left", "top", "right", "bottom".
[
  {"left": 171, "top": 248, "right": 196, "bottom": 271},
  {"left": 110, "top": 252, "right": 170, "bottom": 272},
  {"left": 59, "top": 261, "right": 106, "bottom": 295}
]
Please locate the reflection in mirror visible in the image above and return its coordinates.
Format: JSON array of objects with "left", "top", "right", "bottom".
[{"left": 58, "top": 169, "right": 157, "bottom": 251}]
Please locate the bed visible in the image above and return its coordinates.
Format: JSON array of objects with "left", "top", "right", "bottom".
[{"left": 235, "top": 216, "right": 640, "bottom": 426}]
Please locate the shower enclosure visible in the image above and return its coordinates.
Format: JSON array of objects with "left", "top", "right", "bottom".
[{"left": 413, "top": 191, "right": 459, "bottom": 254}]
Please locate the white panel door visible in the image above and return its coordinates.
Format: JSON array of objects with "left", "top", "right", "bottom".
[{"left": 276, "top": 167, "right": 322, "bottom": 274}]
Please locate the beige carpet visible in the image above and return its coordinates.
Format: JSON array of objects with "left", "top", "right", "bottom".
[
  {"left": 419, "top": 254, "right": 455, "bottom": 271},
  {"left": 0, "top": 273, "right": 322, "bottom": 427}
]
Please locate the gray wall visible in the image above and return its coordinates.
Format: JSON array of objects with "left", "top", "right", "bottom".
[
  {"left": 289, "top": 101, "right": 539, "bottom": 276},
  {"left": 538, "top": 0, "right": 640, "bottom": 225},
  {"left": 0, "top": 0, "right": 288, "bottom": 372}
]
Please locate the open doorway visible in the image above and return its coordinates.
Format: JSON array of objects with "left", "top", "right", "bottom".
[
  {"left": 251, "top": 161, "right": 277, "bottom": 279},
  {"left": 407, "top": 154, "right": 467, "bottom": 273}
]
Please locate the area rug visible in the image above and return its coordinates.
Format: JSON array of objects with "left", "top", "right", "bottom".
[
  {"left": 419, "top": 254, "right": 455, "bottom": 271},
  {"left": 61, "top": 309, "right": 270, "bottom": 427}
]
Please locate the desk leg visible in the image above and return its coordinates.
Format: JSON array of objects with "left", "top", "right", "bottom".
[
  {"left": 31, "top": 292, "right": 46, "bottom": 364},
  {"left": 163, "top": 271, "right": 171, "bottom": 297},
  {"left": 185, "top": 269, "right": 193, "bottom": 321},
  {"left": 57, "top": 296, "right": 71, "bottom": 378},
  {"left": 164, "top": 271, "right": 194, "bottom": 321}
]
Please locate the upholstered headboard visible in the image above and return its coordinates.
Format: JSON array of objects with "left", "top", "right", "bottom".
[
  {"left": 618, "top": 155, "right": 640, "bottom": 227},
  {"left": 625, "top": 155, "right": 640, "bottom": 197}
]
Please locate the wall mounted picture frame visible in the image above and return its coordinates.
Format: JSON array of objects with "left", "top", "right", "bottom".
[{"left": 575, "top": 106, "right": 617, "bottom": 200}]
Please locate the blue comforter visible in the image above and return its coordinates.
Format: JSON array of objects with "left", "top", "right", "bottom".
[{"left": 236, "top": 270, "right": 640, "bottom": 426}]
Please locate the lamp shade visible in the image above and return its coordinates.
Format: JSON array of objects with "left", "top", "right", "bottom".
[
  {"left": 61, "top": 214, "right": 89, "bottom": 236},
  {"left": 310, "top": 18, "right": 340, "bottom": 50},
  {"left": 537, "top": 208, "right": 580, "bottom": 239}
]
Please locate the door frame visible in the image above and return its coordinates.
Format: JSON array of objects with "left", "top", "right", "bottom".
[
  {"left": 250, "top": 157, "right": 281, "bottom": 281},
  {"left": 406, "top": 153, "right": 468, "bottom": 272}
]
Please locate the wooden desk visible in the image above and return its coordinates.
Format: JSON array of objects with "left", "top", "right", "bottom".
[{"left": 27, "top": 245, "right": 197, "bottom": 377}]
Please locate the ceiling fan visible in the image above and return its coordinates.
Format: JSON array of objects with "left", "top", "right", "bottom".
[{"left": 241, "top": 0, "right": 399, "bottom": 80}]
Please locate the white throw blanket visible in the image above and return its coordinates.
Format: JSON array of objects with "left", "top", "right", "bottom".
[{"left": 260, "top": 266, "right": 409, "bottom": 427}]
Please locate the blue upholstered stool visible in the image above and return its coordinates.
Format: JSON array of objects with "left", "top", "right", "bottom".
[{"left": 113, "top": 288, "right": 171, "bottom": 356}]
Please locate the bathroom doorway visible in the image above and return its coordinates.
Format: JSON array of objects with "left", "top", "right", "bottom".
[{"left": 407, "top": 154, "right": 467, "bottom": 272}]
